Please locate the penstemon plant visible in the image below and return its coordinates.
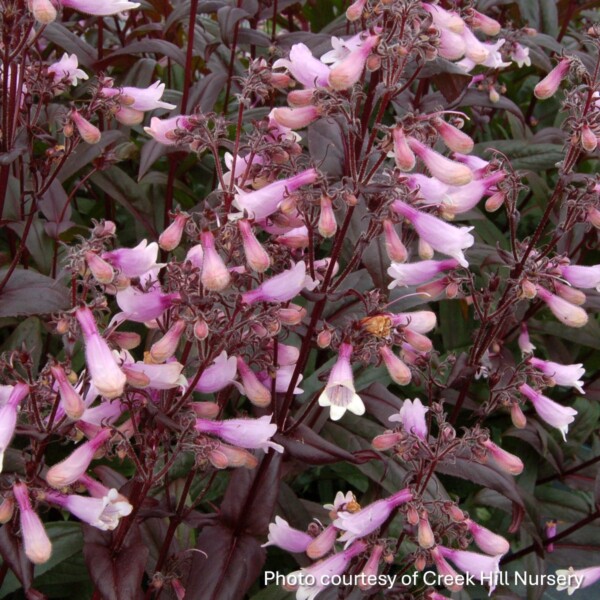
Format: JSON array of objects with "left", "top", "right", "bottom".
[{"left": 0, "top": 0, "right": 599, "bottom": 598}]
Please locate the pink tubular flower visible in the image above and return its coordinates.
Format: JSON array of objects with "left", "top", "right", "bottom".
[
  {"left": 392, "top": 200, "right": 474, "bottom": 267},
  {"left": 238, "top": 220, "right": 270, "bottom": 272},
  {"left": 466, "top": 519, "right": 510, "bottom": 555},
  {"left": 272, "top": 43, "right": 331, "bottom": 88},
  {"left": 232, "top": 168, "right": 318, "bottom": 221},
  {"left": 511, "top": 43, "right": 531, "bottom": 68},
  {"left": 46, "top": 428, "right": 112, "bottom": 488},
  {"left": 102, "top": 240, "right": 161, "bottom": 279},
  {"left": 556, "top": 565, "right": 600, "bottom": 595},
  {"left": 258, "top": 364, "right": 304, "bottom": 395},
  {"left": 123, "top": 359, "right": 185, "bottom": 390},
  {"left": 358, "top": 544, "right": 385, "bottom": 590},
  {"left": 115, "top": 286, "right": 180, "bottom": 323},
  {"left": 518, "top": 383, "right": 577, "bottom": 441},
  {"left": 328, "top": 35, "right": 379, "bottom": 90},
  {"left": 387, "top": 258, "right": 458, "bottom": 288},
  {"left": 287, "top": 541, "right": 367, "bottom": 600},
  {"left": 390, "top": 311, "right": 437, "bottom": 334},
  {"left": 438, "top": 27, "right": 467, "bottom": 61},
  {"left": 559, "top": 264, "right": 600, "bottom": 291},
  {"left": 407, "top": 138, "right": 473, "bottom": 186},
  {"left": 195, "top": 414, "right": 283, "bottom": 453},
  {"left": 383, "top": 219, "right": 407, "bottom": 262},
  {"left": 433, "top": 118, "right": 474, "bottom": 154},
  {"left": 62, "top": 0, "right": 140, "bottom": 14},
  {"left": 241, "top": 262, "right": 317, "bottom": 304},
  {"left": 441, "top": 172, "right": 505, "bottom": 216},
  {"left": 482, "top": 439, "right": 524, "bottom": 475},
  {"left": 272, "top": 105, "right": 320, "bottom": 130},
  {"left": 529, "top": 357, "right": 585, "bottom": 394},
  {"left": 50, "top": 365, "right": 85, "bottom": 420},
  {"left": 85, "top": 252, "right": 114, "bottom": 284},
  {"left": 318, "top": 343, "right": 365, "bottom": 421},
  {"left": 389, "top": 398, "right": 428, "bottom": 440},
  {"left": 0, "top": 383, "right": 29, "bottom": 472},
  {"left": 471, "top": 10, "right": 501, "bottom": 35},
  {"left": 535, "top": 285, "right": 588, "bottom": 328},
  {"left": 423, "top": 3, "right": 464, "bottom": 34},
  {"left": 76, "top": 306, "right": 126, "bottom": 399},
  {"left": 30, "top": 0, "right": 57, "bottom": 23},
  {"left": 143, "top": 115, "right": 193, "bottom": 145},
  {"left": 199, "top": 231, "right": 231, "bottom": 292},
  {"left": 392, "top": 126, "right": 416, "bottom": 171},
  {"left": 261, "top": 516, "right": 312, "bottom": 553},
  {"left": 13, "top": 483, "right": 52, "bottom": 565},
  {"left": 150, "top": 320, "right": 186, "bottom": 363},
  {"left": 100, "top": 81, "right": 175, "bottom": 112},
  {"left": 71, "top": 111, "right": 101, "bottom": 145},
  {"left": 518, "top": 322, "right": 536, "bottom": 355},
  {"left": 379, "top": 346, "right": 412, "bottom": 385},
  {"left": 438, "top": 546, "right": 502, "bottom": 592},
  {"left": 306, "top": 524, "right": 337, "bottom": 559},
  {"left": 48, "top": 53, "right": 88, "bottom": 86},
  {"left": 236, "top": 357, "right": 271, "bottom": 407},
  {"left": 430, "top": 546, "right": 463, "bottom": 592},
  {"left": 159, "top": 213, "right": 189, "bottom": 252},
  {"left": 534, "top": 58, "right": 571, "bottom": 99},
  {"left": 335, "top": 488, "right": 412, "bottom": 545},
  {"left": 195, "top": 351, "right": 237, "bottom": 394},
  {"left": 44, "top": 489, "right": 132, "bottom": 531}
]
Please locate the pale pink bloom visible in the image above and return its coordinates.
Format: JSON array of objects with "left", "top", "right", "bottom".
[
  {"left": 382, "top": 219, "right": 407, "bottom": 262},
  {"left": 423, "top": 3, "right": 465, "bottom": 33},
  {"left": 320, "top": 33, "right": 365, "bottom": 65},
  {"left": 379, "top": 346, "right": 411, "bottom": 385},
  {"left": 438, "top": 28, "right": 467, "bottom": 61},
  {"left": 195, "top": 414, "right": 283, "bottom": 453},
  {"left": 159, "top": 213, "right": 188, "bottom": 251},
  {"left": 195, "top": 351, "right": 237, "bottom": 394},
  {"left": 467, "top": 519, "right": 510, "bottom": 555},
  {"left": 529, "top": 357, "right": 585, "bottom": 394},
  {"left": 79, "top": 401, "right": 125, "bottom": 427},
  {"left": 519, "top": 383, "right": 577, "bottom": 441},
  {"left": 143, "top": 115, "right": 193, "bottom": 145},
  {"left": 518, "top": 322, "right": 536, "bottom": 354},
  {"left": 76, "top": 306, "right": 126, "bottom": 399},
  {"left": 287, "top": 541, "right": 366, "bottom": 600},
  {"left": 407, "top": 138, "right": 473, "bottom": 186},
  {"left": 258, "top": 364, "right": 304, "bottom": 395},
  {"left": 46, "top": 428, "right": 112, "bottom": 488},
  {"left": 392, "top": 127, "right": 416, "bottom": 171},
  {"left": 287, "top": 89, "right": 316, "bottom": 107},
  {"left": 71, "top": 111, "right": 101, "bottom": 144},
  {"left": 556, "top": 565, "right": 600, "bottom": 595},
  {"left": 61, "top": 0, "right": 140, "bottom": 15},
  {"left": 79, "top": 473, "right": 131, "bottom": 503},
  {"left": 123, "top": 360, "right": 185, "bottom": 390},
  {"left": 482, "top": 439, "right": 524, "bottom": 475},
  {"left": 390, "top": 310, "right": 437, "bottom": 334},
  {"left": 272, "top": 342, "right": 300, "bottom": 366},
  {"left": 114, "top": 107, "right": 144, "bottom": 126},
  {"left": 457, "top": 39, "right": 510, "bottom": 72},
  {"left": 534, "top": 58, "right": 571, "bottom": 100},
  {"left": 185, "top": 243, "right": 204, "bottom": 269},
  {"left": 438, "top": 545, "right": 502, "bottom": 591},
  {"left": 335, "top": 488, "right": 412, "bottom": 544},
  {"left": 239, "top": 220, "right": 271, "bottom": 272},
  {"left": 459, "top": 26, "right": 492, "bottom": 64},
  {"left": 346, "top": 0, "right": 367, "bottom": 21},
  {"left": 222, "top": 152, "right": 263, "bottom": 188},
  {"left": 318, "top": 343, "right": 365, "bottom": 421},
  {"left": 328, "top": 35, "right": 379, "bottom": 90},
  {"left": 262, "top": 516, "right": 312, "bottom": 552},
  {"left": 237, "top": 357, "right": 271, "bottom": 407},
  {"left": 48, "top": 53, "right": 88, "bottom": 86},
  {"left": 407, "top": 174, "right": 450, "bottom": 204},
  {"left": 232, "top": 168, "right": 318, "bottom": 221},
  {"left": 272, "top": 105, "right": 320, "bottom": 130},
  {"left": 0, "top": 384, "right": 28, "bottom": 473},
  {"left": 30, "top": 0, "right": 57, "bottom": 23},
  {"left": 389, "top": 398, "right": 428, "bottom": 440},
  {"left": 535, "top": 285, "right": 588, "bottom": 328},
  {"left": 199, "top": 231, "right": 231, "bottom": 292},
  {"left": 150, "top": 320, "right": 186, "bottom": 363},
  {"left": 115, "top": 286, "right": 180, "bottom": 323},
  {"left": 44, "top": 489, "right": 132, "bottom": 531},
  {"left": 13, "top": 483, "right": 52, "bottom": 564},
  {"left": 102, "top": 240, "right": 162, "bottom": 279},
  {"left": 273, "top": 43, "right": 330, "bottom": 88},
  {"left": 388, "top": 258, "right": 458, "bottom": 289},
  {"left": 323, "top": 490, "right": 356, "bottom": 516},
  {"left": 431, "top": 546, "right": 463, "bottom": 591},
  {"left": 101, "top": 81, "right": 175, "bottom": 111},
  {"left": 433, "top": 119, "right": 474, "bottom": 154},
  {"left": 306, "top": 524, "right": 337, "bottom": 559},
  {"left": 418, "top": 512, "right": 435, "bottom": 548},
  {"left": 441, "top": 172, "right": 505, "bottom": 216},
  {"left": 453, "top": 152, "right": 490, "bottom": 175},
  {"left": 242, "top": 262, "right": 317, "bottom": 304},
  {"left": 559, "top": 264, "right": 600, "bottom": 291},
  {"left": 276, "top": 226, "right": 309, "bottom": 250},
  {"left": 511, "top": 43, "right": 531, "bottom": 68},
  {"left": 392, "top": 200, "right": 474, "bottom": 267},
  {"left": 471, "top": 10, "right": 501, "bottom": 35},
  {"left": 358, "top": 544, "right": 385, "bottom": 589},
  {"left": 50, "top": 365, "right": 85, "bottom": 420},
  {"left": 318, "top": 195, "right": 337, "bottom": 238}
]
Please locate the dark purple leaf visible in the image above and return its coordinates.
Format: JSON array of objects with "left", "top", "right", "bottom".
[
  {"left": 0, "top": 269, "right": 69, "bottom": 317},
  {"left": 0, "top": 522, "right": 33, "bottom": 592},
  {"left": 98, "top": 41, "right": 187, "bottom": 68},
  {"left": 43, "top": 23, "right": 96, "bottom": 67},
  {"left": 217, "top": 6, "right": 250, "bottom": 47}
]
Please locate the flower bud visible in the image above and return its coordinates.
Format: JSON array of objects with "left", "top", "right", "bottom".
[
  {"left": 193, "top": 319, "right": 209, "bottom": 341},
  {"left": 372, "top": 431, "right": 402, "bottom": 451},
  {"left": 482, "top": 439, "right": 524, "bottom": 475},
  {"left": 317, "top": 329, "right": 332, "bottom": 348},
  {"left": 306, "top": 524, "right": 337, "bottom": 559},
  {"left": 272, "top": 105, "right": 320, "bottom": 129},
  {"left": 520, "top": 278, "right": 537, "bottom": 299},
  {"left": 358, "top": 544, "right": 384, "bottom": 590},
  {"left": 30, "top": 0, "right": 57, "bottom": 24},
  {"left": 122, "top": 367, "right": 151, "bottom": 388},
  {"left": 318, "top": 196, "right": 337, "bottom": 238},
  {"left": 383, "top": 219, "right": 407, "bottom": 262},
  {"left": 159, "top": 213, "right": 189, "bottom": 252},
  {"left": 433, "top": 118, "right": 474, "bottom": 154},
  {"left": 13, "top": 483, "right": 52, "bottom": 565},
  {"left": 471, "top": 10, "right": 501, "bottom": 35},
  {"left": 200, "top": 231, "right": 231, "bottom": 291},
  {"left": 287, "top": 89, "right": 315, "bottom": 107},
  {"left": 418, "top": 238, "right": 434, "bottom": 260},
  {"left": 418, "top": 512, "right": 435, "bottom": 549},
  {"left": 485, "top": 191, "right": 505, "bottom": 212},
  {"left": 403, "top": 329, "right": 432, "bottom": 353},
  {"left": 108, "top": 331, "right": 141, "bottom": 350},
  {"left": 587, "top": 207, "right": 600, "bottom": 228},
  {"left": 191, "top": 402, "right": 220, "bottom": 419},
  {"left": 237, "top": 357, "right": 271, "bottom": 407},
  {"left": 379, "top": 346, "right": 412, "bottom": 385},
  {"left": 346, "top": 0, "right": 366, "bottom": 21},
  {"left": 580, "top": 125, "right": 598, "bottom": 152},
  {"left": 71, "top": 111, "right": 101, "bottom": 144},
  {"left": 408, "top": 137, "right": 473, "bottom": 186},
  {"left": 554, "top": 281, "right": 586, "bottom": 306},
  {"left": 0, "top": 496, "right": 14, "bottom": 523},
  {"left": 510, "top": 403, "right": 527, "bottom": 429},
  {"left": 392, "top": 127, "right": 416, "bottom": 171},
  {"left": 536, "top": 285, "right": 588, "bottom": 328},
  {"left": 85, "top": 252, "right": 115, "bottom": 284},
  {"left": 278, "top": 304, "right": 307, "bottom": 325},
  {"left": 150, "top": 320, "right": 186, "bottom": 363},
  {"left": 534, "top": 59, "right": 571, "bottom": 100},
  {"left": 50, "top": 365, "right": 85, "bottom": 420},
  {"left": 239, "top": 220, "right": 271, "bottom": 273}
]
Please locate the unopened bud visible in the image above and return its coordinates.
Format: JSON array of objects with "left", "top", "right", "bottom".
[
  {"left": 317, "top": 329, "right": 332, "bottom": 348},
  {"left": 511, "top": 403, "right": 527, "bottom": 429},
  {"left": 194, "top": 319, "right": 209, "bottom": 340}
]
